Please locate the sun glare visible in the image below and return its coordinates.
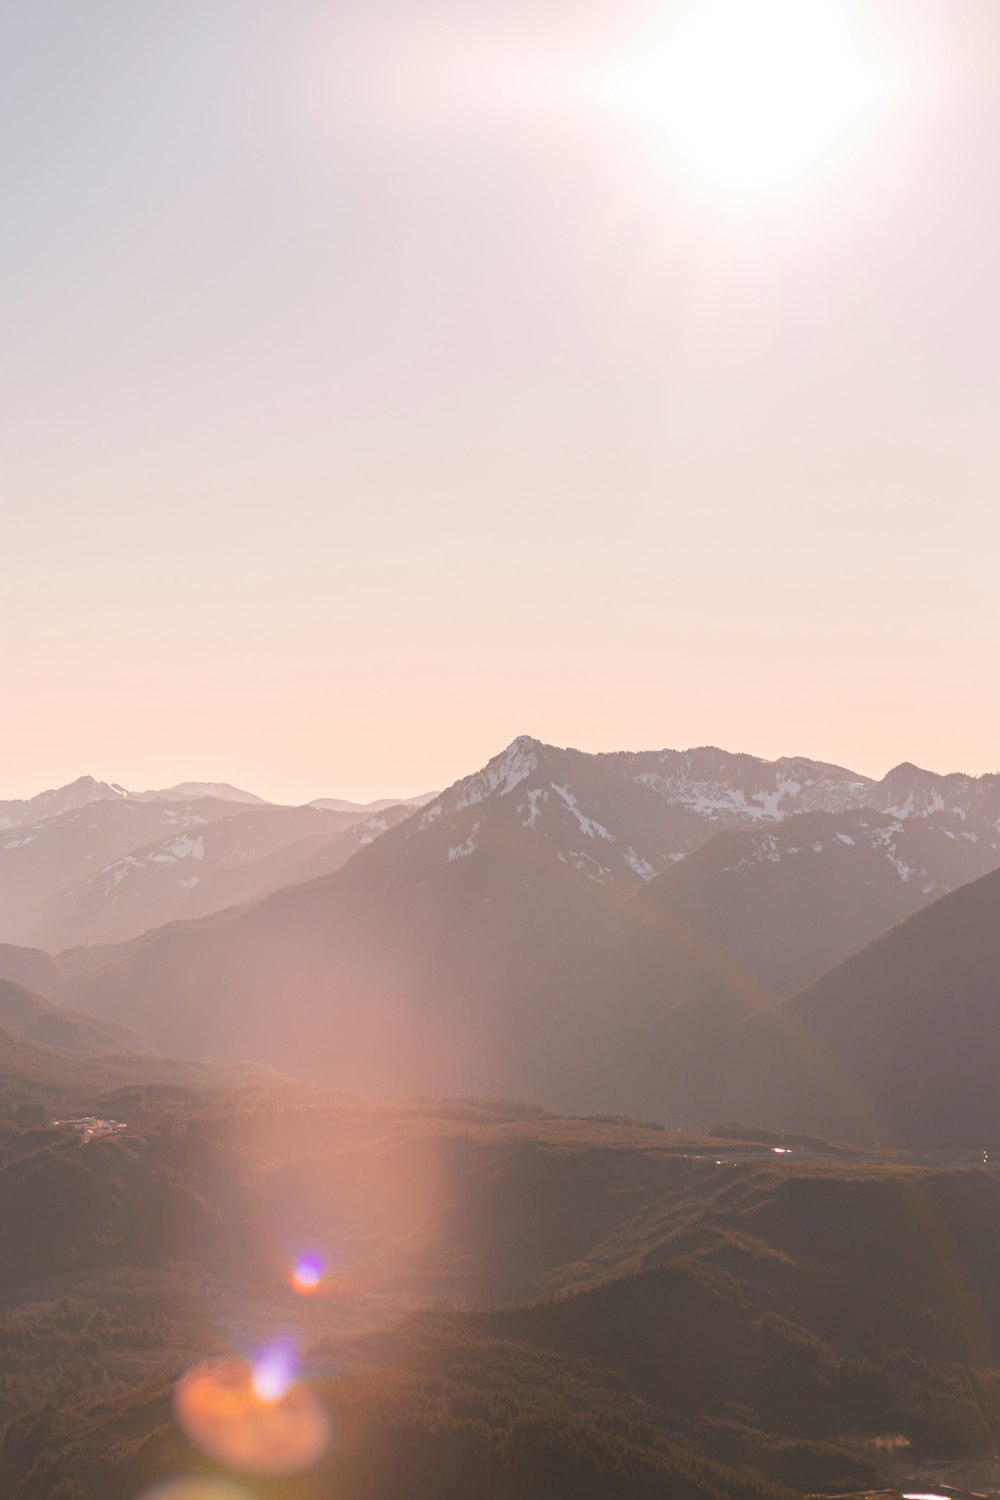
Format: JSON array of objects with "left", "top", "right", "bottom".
[{"left": 611, "top": 0, "right": 887, "bottom": 196}]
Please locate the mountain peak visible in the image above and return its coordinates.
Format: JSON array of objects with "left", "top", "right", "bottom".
[
  {"left": 0, "top": 776, "right": 128, "bottom": 834},
  {"left": 447, "top": 736, "right": 544, "bottom": 809},
  {"left": 66, "top": 775, "right": 126, "bottom": 794},
  {"left": 132, "top": 781, "right": 268, "bottom": 805}
]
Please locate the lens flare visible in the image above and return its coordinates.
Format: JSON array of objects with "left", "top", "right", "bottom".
[
  {"left": 138, "top": 1484, "right": 256, "bottom": 1500},
  {"left": 174, "top": 1354, "right": 331, "bottom": 1477},
  {"left": 251, "top": 1340, "right": 296, "bottom": 1403},
  {"left": 291, "top": 1252, "right": 325, "bottom": 1294}
]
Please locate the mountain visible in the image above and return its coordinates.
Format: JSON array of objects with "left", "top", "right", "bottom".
[
  {"left": 57, "top": 739, "right": 1000, "bottom": 1124},
  {"left": 0, "top": 796, "right": 256, "bottom": 950},
  {"left": 0, "top": 777, "right": 419, "bottom": 951},
  {"left": 0, "top": 776, "right": 127, "bottom": 832},
  {"left": 0, "top": 1015, "right": 121, "bottom": 1100},
  {"left": 32, "top": 804, "right": 406, "bottom": 951},
  {"left": 0, "top": 981, "right": 253, "bottom": 1107},
  {"left": 130, "top": 780, "right": 269, "bottom": 804},
  {"left": 407, "top": 735, "right": 876, "bottom": 888},
  {"left": 310, "top": 791, "right": 439, "bottom": 812},
  {"left": 632, "top": 803, "right": 999, "bottom": 999},
  {"left": 867, "top": 759, "right": 1000, "bottom": 828},
  {"left": 254, "top": 803, "right": 417, "bottom": 888},
  {"left": 378, "top": 738, "right": 999, "bottom": 891},
  {"left": 715, "top": 864, "right": 1000, "bottom": 1146},
  {"left": 0, "top": 944, "right": 67, "bottom": 997},
  {"left": 0, "top": 979, "right": 148, "bottom": 1057}
]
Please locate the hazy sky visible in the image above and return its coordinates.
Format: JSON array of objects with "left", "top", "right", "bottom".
[{"left": 2, "top": 0, "right": 998, "bottom": 804}]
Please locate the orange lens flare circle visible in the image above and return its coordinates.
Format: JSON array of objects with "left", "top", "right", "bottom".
[{"left": 174, "top": 1357, "right": 331, "bottom": 1477}]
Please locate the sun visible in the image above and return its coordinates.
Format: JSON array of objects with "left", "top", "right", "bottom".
[{"left": 611, "top": 0, "right": 887, "bottom": 197}]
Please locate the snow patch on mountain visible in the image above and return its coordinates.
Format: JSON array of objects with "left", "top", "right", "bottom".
[
  {"left": 357, "top": 816, "right": 389, "bottom": 847},
  {"left": 2, "top": 832, "right": 38, "bottom": 849},
  {"left": 551, "top": 784, "right": 614, "bottom": 841},
  {"left": 624, "top": 848, "right": 656, "bottom": 880},
  {"left": 149, "top": 834, "right": 205, "bottom": 864},
  {"left": 448, "top": 825, "right": 480, "bottom": 862},
  {"left": 520, "top": 788, "right": 548, "bottom": 829}
]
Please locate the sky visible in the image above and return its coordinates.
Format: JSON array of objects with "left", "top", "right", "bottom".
[{"left": 2, "top": 0, "right": 998, "bottom": 804}]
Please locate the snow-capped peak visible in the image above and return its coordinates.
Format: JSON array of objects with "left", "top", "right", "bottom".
[{"left": 448, "top": 737, "right": 543, "bottom": 811}]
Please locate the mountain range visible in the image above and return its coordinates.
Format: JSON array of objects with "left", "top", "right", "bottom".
[
  {"left": 0, "top": 779, "right": 423, "bottom": 951},
  {"left": 2, "top": 738, "right": 998, "bottom": 1145}
]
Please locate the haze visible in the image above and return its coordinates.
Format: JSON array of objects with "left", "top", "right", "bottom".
[{"left": 2, "top": 0, "right": 998, "bottom": 804}]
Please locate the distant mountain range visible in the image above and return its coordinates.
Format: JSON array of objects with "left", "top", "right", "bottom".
[
  {"left": 32, "top": 803, "right": 414, "bottom": 951},
  {"left": 309, "top": 791, "right": 439, "bottom": 813},
  {"left": 0, "top": 737, "right": 993, "bottom": 1145},
  {"left": 0, "top": 776, "right": 427, "bottom": 950}
]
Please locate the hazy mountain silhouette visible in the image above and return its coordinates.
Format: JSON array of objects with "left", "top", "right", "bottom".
[
  {"left": 130, "top": 780, "right": 269, "bottom": 804},
  {"left": 0, "top": 981, "right": 262, "bottom": 1106},
  {"left": 33, "top": 804, "right": 411, "bottom": 950},
  {"left": 0, "top": 979, "right": 148, "bottom": 1057},
  {"left": 309, "top": 791, "right": 439, "bottom": 812},
  {"left": 0, "top": 778, "right": 432, "bottom": 951},
  {"left": 0, "top": 796, "right": 258, "bottom": 949}
]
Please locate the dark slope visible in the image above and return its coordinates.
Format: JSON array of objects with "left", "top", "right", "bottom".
[
  {"left": 0, "top": 944, "right": 66, "bottom": 998},
  {"left": 0, "top": 1013, "right": 163, "bottom": 1103},
  {"left": 0, "top": 984, "right": 268, "bottom": 1110},
  {"left": 0, "top": 979, "right": 148, "bottom": 1057},
  {"left": 721, "top": 865, "right": 1000, "bottom": 1144}
]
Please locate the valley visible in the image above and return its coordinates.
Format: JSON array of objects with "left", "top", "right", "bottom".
[{"left": 4, "top": 1088, "right": 1000, "bottom": 1498}]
